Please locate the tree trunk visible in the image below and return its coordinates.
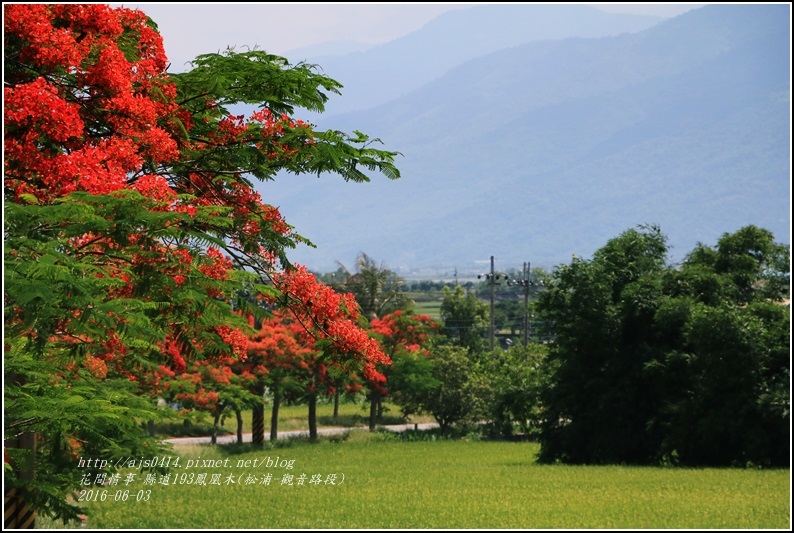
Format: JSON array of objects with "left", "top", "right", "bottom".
[
  {"left": 270, "top": 386, "right": 281, "bottom": 442},
  {"left": 5, "top": 372, "right": 36, "bottom": 529},
  {"left": 333, "top": 390, "right": 340, "bottom": 420},
  {"left": 368, "top": 391, "right": 379, "bottom": 432},
  {"left": 251, "top": 381, "right": 266, "bottom": 446},
  {"left": 235, "top": 409, "right": 243, "bottom": 444},
  {"left": 211, "top": 410, "right": 221, "bottom": 445},
  {"left": 4, "top": 430, "right": 37, "bottom": 529},
  {"left": 308, "top": 390, "right": 318, "bottom": 441}
]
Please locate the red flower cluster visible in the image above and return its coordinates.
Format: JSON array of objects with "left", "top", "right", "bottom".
[
  {"left": 163, "top": 338, "right": 187, "bottom": 373},
  {"left": 175, "top": 388, "right": 219, "bottom": 410},
  {"left": 133, "top": 174, "right": 177, "bottom": 206},
  {"left": 84, "top": 356, "right": 108, "bottom": 380},
  {"left": 370, "top": 310, "right": 438, "bottom": 354},
  {"left": 272, "top": 266, "right": 391, "bottom": 382},
  {"left": 214, "top": 325, "right": 249, "bottom": 360},
  {"left": 199, "top": 247, "right": 233, "bottom": 282},
  {"left": 4, "top": 4, "right": 179, "bottom": 201}
]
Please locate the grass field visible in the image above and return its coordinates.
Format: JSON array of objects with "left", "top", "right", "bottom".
[
  {"left": 404, "top": 291, "right": 444, "bottom": 320},
  {"left": 411, "top": 300, "right": 442, "bottom": 320},
  {"left": 43, "top": 432, "right": 790, "bottom": 529}
]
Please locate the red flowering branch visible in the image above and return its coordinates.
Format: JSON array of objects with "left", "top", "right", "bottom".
[{"left": 5, "top": 3, "right": 400, "bottom": 523}]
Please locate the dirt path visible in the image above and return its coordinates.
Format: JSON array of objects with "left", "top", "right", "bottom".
[{"left": 164, "top": 422, "right": 439, "bottom": 446}]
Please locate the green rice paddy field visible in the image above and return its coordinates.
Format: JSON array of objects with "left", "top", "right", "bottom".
[{"left": 59, "top": 433, "right": 790, "bottom": 529}]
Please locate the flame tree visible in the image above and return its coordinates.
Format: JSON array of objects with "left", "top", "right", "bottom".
[
  {"left": 370, "top": 310, "right": 440, "bottom": 428},
  {"left": 245, "top": 311, "right": 313, "bottom": 443},
  {"left": 4, "top": 4, "right": 397, "bottom": 523}
]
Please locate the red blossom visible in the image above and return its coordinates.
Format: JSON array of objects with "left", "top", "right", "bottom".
[
  {"left": 133, "top": 174, "right": 176, "bottom": 204},
  {"left": 271, "top": 266, "right": 391, "bottom": 382},
  {"left": 84, "top": 356, "right": 108, "bottom": 379},
  {"left": 5, "top": 3, "right": 396, "bottom": 438},
  {"left": 215, "top": 325, "right": 249, "bottom": 360},
  {"left": 4, "top": 4, "right": 179, "bottom": 202}
]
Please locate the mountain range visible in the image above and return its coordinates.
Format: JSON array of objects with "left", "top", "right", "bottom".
[{"left": 257, "top": 4, "right": 791, "bottom": 276}]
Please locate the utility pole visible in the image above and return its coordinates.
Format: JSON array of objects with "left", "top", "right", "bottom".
[
  {"left": 478, "top": 256, "right": 504, "bottom": 352},
  {"left": 522, "top": 262, "right": 530, "bottom": 346},
  {"left": 489, "top": 256, "right": 495, "bottom": 351},
  {"left": 510, "top": 261, "right": 543, "bottom": 345}
]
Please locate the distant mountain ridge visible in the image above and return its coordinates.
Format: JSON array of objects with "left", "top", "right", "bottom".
[
  {"left": 282, "top": 40, "right": 374, "bottom": 61},
  {"left": 293, "top": 4, "right": 664, "bottom": 116},
  {"left": 260, "top": 4, "right": 791, "bottom": 274}
]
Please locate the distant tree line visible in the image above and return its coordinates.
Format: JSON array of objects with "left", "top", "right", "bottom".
[
  {"left": 402, "top": 280, "right": 457, "bottom": 292},
  {"left": 536, "top": 224, "right": 789, "bottom": 467},
  {"left": 335, "top": 224, "right": 789, "bottom": 468}
]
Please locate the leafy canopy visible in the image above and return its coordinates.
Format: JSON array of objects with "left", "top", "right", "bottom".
[{"left": 4, "top": 3, "right": 399, "bottom": 522}]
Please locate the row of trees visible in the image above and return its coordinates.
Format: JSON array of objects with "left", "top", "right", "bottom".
[
  {"left": 139, "top": 222, "right": 789, "bottom": 470},
  {"left": 4, "top": 4, "right": 400, "bottom": 525}
]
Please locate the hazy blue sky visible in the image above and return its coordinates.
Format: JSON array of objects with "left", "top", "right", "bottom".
[{"left": 114, "top": 3, "right": 705, "bottom": 71}]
